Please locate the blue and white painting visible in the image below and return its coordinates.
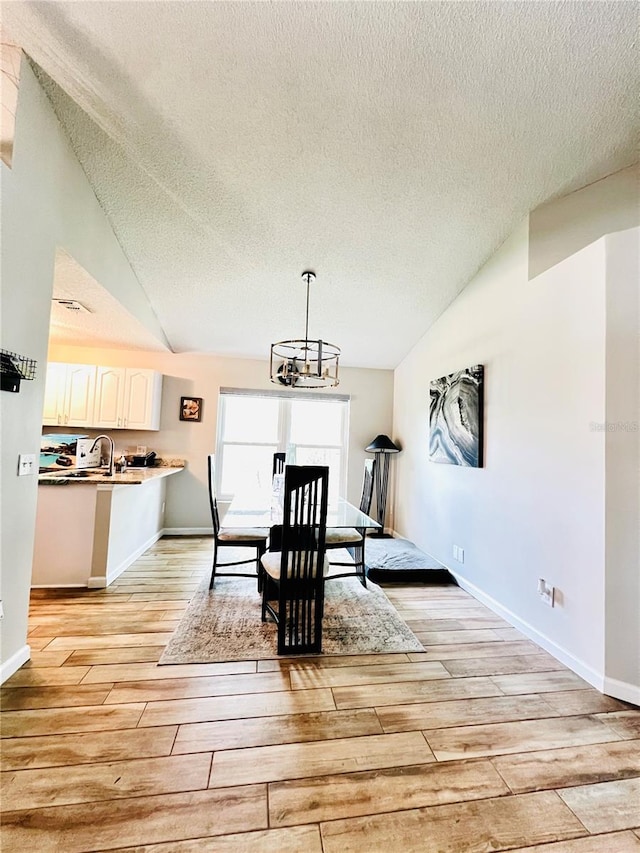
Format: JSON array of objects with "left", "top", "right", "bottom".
[{"left": 429, "top": 365, "right": 484, "bottom": 467}]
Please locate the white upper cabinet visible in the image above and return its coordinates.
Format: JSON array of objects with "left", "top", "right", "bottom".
[
  {"left": 44, "top": 363, "right": 163, "bottom": 431},
  {"left": 122, "top": 368, "right": 162, "bottom": 430},
  {"left": 43, "top": 362, "right": 96, "bottom": 428},
  {"left": 93, "top": 367, "right": 127, "bottom": 429},
  {"left": 94, "top": 366, "right": 162, "bottom": 430},
  {"left": 42, "top": 362, "right": 68, "bottom": 425}
]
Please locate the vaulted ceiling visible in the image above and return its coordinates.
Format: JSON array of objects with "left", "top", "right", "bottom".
[{"left": 5, "top": 1, "right": 638, "bottom": 368}]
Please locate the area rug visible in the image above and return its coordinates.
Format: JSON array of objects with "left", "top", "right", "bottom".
[{"left": 159, "top": 575, "right": 424, "bottom": 664}]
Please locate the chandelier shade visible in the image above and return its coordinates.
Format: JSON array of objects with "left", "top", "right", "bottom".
[{"left": 269, "top": 271, "right": 341, "bottom": 388}]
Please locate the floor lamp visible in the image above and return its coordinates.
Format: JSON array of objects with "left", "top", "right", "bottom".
[{"left": 365, "top": 434, "right": 400, "bottom": 537}]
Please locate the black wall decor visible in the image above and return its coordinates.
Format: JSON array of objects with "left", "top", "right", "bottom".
[
  {"left": 429, "top": 364, "right": 484, "bottom": 467},
  {"left": 0, "top": 349, "right": 37, "bottom": 393}
]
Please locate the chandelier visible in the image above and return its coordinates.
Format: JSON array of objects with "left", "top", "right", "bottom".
[{"left": 270, "top": 271, "right": 341, "bottom": 388}]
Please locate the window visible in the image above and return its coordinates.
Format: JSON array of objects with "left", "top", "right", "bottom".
[{"left": 216, "top": 389, "right": 350, "bottom": 502}]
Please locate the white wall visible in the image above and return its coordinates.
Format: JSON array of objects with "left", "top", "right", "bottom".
[
  {"left": 529, "top": 166, "right": 639, "bottom": 278},
  {"left": 47, "top": 345, "right": 394, "bottom": 531},
  {"left": 393, "top": 169, "right": 639, "bottom": 702},
  {"left": 1, "top": 59, "right": 167, "bottom": 680},
  {"left": 604, "top": 227, "right": 640, "bottom": 697},
  {"left": 393, "top": 221, "right": 608, "bottom": 681}
]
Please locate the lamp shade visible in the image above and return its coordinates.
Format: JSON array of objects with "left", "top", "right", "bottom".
[{"left": 365, "top": 434, "right": 400, "bottom": 453}]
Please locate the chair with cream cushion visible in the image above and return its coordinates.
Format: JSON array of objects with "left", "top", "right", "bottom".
[
  {"left": 325, "top": 457, "right": 375, "bottom": 587},
  {"left": 261, "top": 465, "right": 329, "bottom": 654},
  {"left": 207, "top": 455, "right": 269, "bottom": 590}
]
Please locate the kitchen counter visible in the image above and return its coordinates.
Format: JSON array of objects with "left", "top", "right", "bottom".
[
  {"left": 33, "top": 466, "right": 184, "bottom": 588},
  {"left": 38, "top": 466, "right": 184, "bottom": 486}
]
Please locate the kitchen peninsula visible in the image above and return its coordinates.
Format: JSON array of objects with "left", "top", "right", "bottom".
[{"left": 33, "top": 464, "right": 184, "bottom": 588}]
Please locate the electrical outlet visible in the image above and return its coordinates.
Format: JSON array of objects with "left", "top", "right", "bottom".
[
  {"left": 452, "top": 545, "right": 464, "bottom": 563},
  {"left": 18, "top": 454, "right": 36, "bottom": 476},
  {"left": 538, "top": 578, "right": 555, "bottom": 607},
  {"left": 0, "top": 600, "right": 4, "bottom": 619}
]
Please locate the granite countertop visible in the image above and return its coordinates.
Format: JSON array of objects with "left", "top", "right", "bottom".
[{"left": 39, "top": 464, "right": 185, "bottom": 486}]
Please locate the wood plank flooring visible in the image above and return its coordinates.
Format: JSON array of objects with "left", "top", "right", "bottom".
[{"left": 2, "top": 537, "right": 639, "bottom": 852}]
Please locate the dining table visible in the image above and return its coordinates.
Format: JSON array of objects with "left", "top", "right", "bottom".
[
  {"left": 224, "top": 491, "right": 380, "bottom": 577},
  {"left": 224, "top": 491, "right": 381, "bottom": 534}
]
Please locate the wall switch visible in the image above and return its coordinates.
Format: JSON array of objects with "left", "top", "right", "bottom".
[
  {"left": 538, "top": 578, "right": 555, "bottom": 607},
  {"left": 0, "top": 600, "right": 4, "bottom": 619},
  {"left": 453, "top": 545, "right": 464, "bottom": 563},
  {"left": 18, "top": 454, "right": 36, "bottom": 476}
]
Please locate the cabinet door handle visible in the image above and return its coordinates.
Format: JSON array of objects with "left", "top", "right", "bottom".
[
  {"left": 124, "top": 418, "right": 128, "bottom": 427},
  {"left": 65, "top": 415, "right": 69, "bottom": 424},
  {"left": 117, "top": 418, "right": 121, "bottom": 427},
  {"left": 57, "top": 414, "right": 61, "bottom": 425}
]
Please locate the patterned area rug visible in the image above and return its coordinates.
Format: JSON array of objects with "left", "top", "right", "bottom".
[{"left": 159, "top": 575, "right": 424, "bottom": 663}]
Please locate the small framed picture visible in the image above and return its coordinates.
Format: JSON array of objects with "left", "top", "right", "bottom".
[{"left": 180, "top": 396, "right": 203, "bottom": 422}]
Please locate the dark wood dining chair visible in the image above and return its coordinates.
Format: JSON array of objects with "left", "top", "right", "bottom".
[
  {"left": 272, "top": 452, "right": 286, "bottom": 477},
  {"left": 260, "top": 465, "right": 329, "bottom": 654},
  {"left": 207, "top": 455, "right": 269, "bottom": 590},
  {"left": 325, "top": 457, "right": 376, "bottom": 587}
]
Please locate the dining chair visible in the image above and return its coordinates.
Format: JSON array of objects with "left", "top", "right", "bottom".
[
  {"left": 272, "top": 452, "right": 286, "bottom": 477},
  {"left": 207, "top": 455, "right": 269, "bottom": 590},
  {"left": 261, "top": 465, "right": 329, "bottom": 654},
  {"left": 325, "top": 457, "right": 376, "bottom": 587}
]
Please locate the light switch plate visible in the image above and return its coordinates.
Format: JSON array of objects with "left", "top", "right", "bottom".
[{"left": 18, "top": 454, "right": 36, "bottom": 476}]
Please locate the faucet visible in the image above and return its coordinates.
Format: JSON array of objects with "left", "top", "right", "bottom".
[{"left": 90, "top": 435, "right": 115, "bottom": 477}]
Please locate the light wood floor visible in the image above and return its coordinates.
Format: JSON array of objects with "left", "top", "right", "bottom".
[{"left": 2, "top": 537, "right": 639, "bottom": 852}]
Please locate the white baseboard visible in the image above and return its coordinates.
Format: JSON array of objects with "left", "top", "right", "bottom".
[
  {"left": 1, "top": 644, "right": 30, "bottom": 684},
  {"left": 602, "top": 676, "right": 640, "bottom": 707},
  {"left": 31, "top": 583, "right": 87, "bottom": 589},
  {"left": 88, "top": 530, "right": 165, "bottom": 588},
  {"left": 162, "top": 527, "right": 212, "bottom": 536},
  {"left": 448, "top": 567, "right": 639, "bottom": 704}
]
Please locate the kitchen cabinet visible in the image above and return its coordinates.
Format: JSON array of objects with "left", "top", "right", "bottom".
[
  {"left": 93, "top": 367, "right": 162, "bottom": 430},
  {"left": 43, "top": 363, "right": 163, "bottom": 430},
  {"left": 42, "top": 362, "right": 97, "bottom": 428}
]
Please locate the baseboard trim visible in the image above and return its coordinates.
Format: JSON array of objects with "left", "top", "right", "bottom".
[
  {"left": 1, "top": 644, "right": 31, "bottom": 684},
  {"left": 162, "top": 527, "right": 212, "bottom": 536},
  {"left": 602, "top": 676, "right": 640, "bottom": 706},
  {"left": 448, "top": 568, "right": 612, "bottom": 696},
  {"left": 31, "top": 583, "right": 87, "bottom": 589},
  {"left": 88, "top": 530, "right": 165, "bottom": 588}
]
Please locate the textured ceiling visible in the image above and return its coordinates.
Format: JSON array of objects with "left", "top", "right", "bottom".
[
  {"left": 5, "top": 2, "right": 638, "bottom": 368},
  {"left": 50, "top": 250, "right": 167, "bottom": 353}
]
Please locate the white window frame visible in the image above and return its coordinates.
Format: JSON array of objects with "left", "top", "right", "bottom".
[{"left": 216, "top": 388, "right": 350, "bottom": 501}]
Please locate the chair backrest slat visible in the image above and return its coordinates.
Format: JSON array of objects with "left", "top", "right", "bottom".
[
  {"left": 360, "top": 458, "right": 376, "bottom": 515},
  {"left": 272, "top": 452, "right": 286, "bottom": 477},
  {"left": 207, "top": 455, "right": 221, "bottom": 536}
]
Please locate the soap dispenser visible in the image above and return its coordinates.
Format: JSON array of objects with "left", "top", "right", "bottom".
[{"left": 116, "top": 453, "right": 127, "bottom": 473}]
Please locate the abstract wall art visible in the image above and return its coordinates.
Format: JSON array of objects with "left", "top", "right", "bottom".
[{"left": 429, "top": 364, "right": 484, "bottom": 467}]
